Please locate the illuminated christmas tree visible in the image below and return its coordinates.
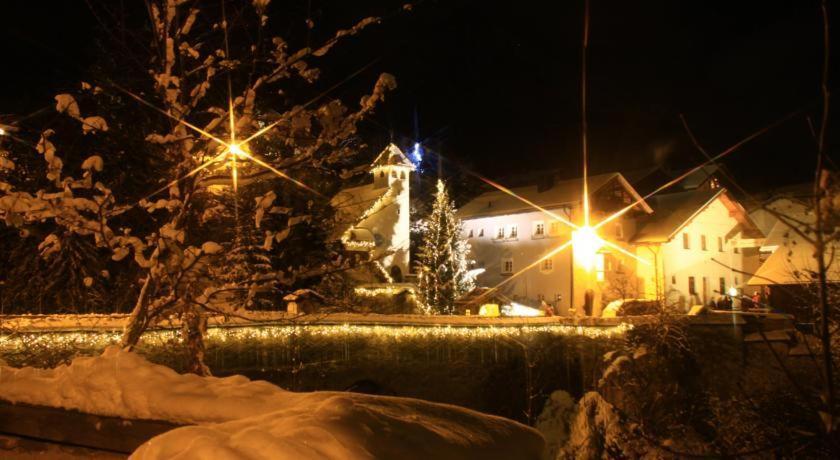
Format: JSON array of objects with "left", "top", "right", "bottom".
[{"left": 417, "top": 180, "right": 473, "bottom": 314}]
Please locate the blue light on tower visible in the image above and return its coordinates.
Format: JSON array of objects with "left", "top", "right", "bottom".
[{"left": 411, "top": 142, "right": 424, "bottom": 167}]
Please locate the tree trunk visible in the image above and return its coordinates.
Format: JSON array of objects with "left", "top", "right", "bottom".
[
  {"left": 814, "top": 0, "right": 834, "bottom": 435},
  {"left": 183, "top": 306, "right": 210, "bottom": 376},
  {"left": 120, "top": 275, "right": 153, "bottom": 350}
]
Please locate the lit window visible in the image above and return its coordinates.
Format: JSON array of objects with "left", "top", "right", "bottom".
[
  {"left": 533, "top": 221, "right": 545, "bottom": 237},
  {"left": 683, "top": 233, "right": 690, "bottom": 250},
  {"left": 701, "top": 235, "right": 707, "bottom": 251},
  {"left": 502, "top": 258, "right": 513, "bottom": 274},
  {"left": 541, "top": 258, "right": 553, "bottom": 273},
  {"left": 688, "top": 276, "right": 696, "bottom": 295},
  {"left": 718, "top": 236, "right": 724, "bottom": 252},
  {"left": 614, "top": 223, "right": 624, "bottom": 239},
  {"left": 549, "top": 221, "right": 562, "bottom": 236},
  {"left": 496, "top": 227, "right": 505, "bottom": 239},
  {"left": 479, "top": 228, "right": 484, "bottom": 237},
  {"left": 509, "top": 225, "right": 518, "bottom": 239}
]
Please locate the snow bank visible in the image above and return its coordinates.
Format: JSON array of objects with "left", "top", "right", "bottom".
[{"left": 0, "top": 347, "right": 544, "bottom": 459}]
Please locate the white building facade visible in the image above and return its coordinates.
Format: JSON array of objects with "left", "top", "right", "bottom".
[
  {"left": 459, "top": 174, "right": 762, "bottom": 315},
  {"left": 633, "top": 189, "right": 763, "bottom": 310}
]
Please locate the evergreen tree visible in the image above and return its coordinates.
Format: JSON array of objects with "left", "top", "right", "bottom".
[{"left": 417, "top": 180, "right": 473, "bottom": 314}]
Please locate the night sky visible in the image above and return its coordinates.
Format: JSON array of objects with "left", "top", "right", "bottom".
[{"left": 1, "top": 1, "right": 835, "bottom": 196}]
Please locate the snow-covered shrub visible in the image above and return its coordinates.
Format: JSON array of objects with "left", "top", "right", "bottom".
[{"left": 534, "top": 390, "right": 576, "bottom": 459}]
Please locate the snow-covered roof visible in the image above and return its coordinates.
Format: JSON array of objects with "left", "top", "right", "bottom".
[
  {"left": 759, "top": 199, "right": 811, "bottom": 249},
  {"left": 749, "top": 236, "right": 840, "bottom": 285},
  {"left": 632, "top": 188, "right": 762, "bottom": 244},
  {"left": 458, "top": 172, "right": 651, "bottom": 219},
  {"left": 676, "top": 164, "right": 721, "bottom": 190},
  {"left": 749, "top": 199, "right": 840, "bottom": 285},
  {"left": 370, "top": 143, "right": 415, "bottom": 169},
  {"left": 329, "top": 182, "right": 390, "bottom": 241}
]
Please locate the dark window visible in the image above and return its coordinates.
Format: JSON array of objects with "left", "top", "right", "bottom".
[
  {"left": 502, "top": 258, "right": 513, "bottom": 274},
  {"left": 688, "top": 276, "right": 696, "bottom": 295},
  {"left": 719, "top": 277, "right": 726, "bottom": 295},
  {"left": 683, "top": 233, "right": 690, "bottom": 250},
  {"left": 701, "top": 235, "right": 707, "bottom": 251},
  {"left": 718, "top": 236, "right": 724, "bottom": 252},
  {"left": 479, "top": 229, "right": 484, "bottom": 237},
  {"left": 671, "top": 275, "right": 676, "bottom": 285},
  {"left": 468, "top": 229, "right": 474, "bottom": 238}
]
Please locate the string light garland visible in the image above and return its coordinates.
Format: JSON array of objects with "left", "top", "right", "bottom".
[
  {"left": 0, "top": 322, "right": 633, "bottom": 361},
  {"left": 353, "top": 285, "right": 415, "bottom": 297}
]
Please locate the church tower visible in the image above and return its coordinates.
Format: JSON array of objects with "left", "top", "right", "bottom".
[{"left": 368, "top": 144, "right": 415, "bottom": 280}]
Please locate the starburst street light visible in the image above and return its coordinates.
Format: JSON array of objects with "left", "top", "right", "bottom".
[
  {"left": 571, "top": 226, "right": 605, "bottom": 271},
  {"left": 228, "top": 144, "right": 246, "bottom": 158}
]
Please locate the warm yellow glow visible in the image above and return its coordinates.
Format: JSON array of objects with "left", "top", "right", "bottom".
[
  {"left": 115, "top": 85, "right": 319, "bottom": 200},
  {"left": 0, "top": 323, "right": 635, "bottom": 360},
  {"left": 572, "top": 226, "right": 604, "bottom": 271},
  {"left": 0, "top": 127, "right": 5, "bottom": 136},
  {"left": 229, "top": 143, "right": 245, "bottom": 158},
  {"left": 600, "top": 239, "right": 651, "bottom": 266}
]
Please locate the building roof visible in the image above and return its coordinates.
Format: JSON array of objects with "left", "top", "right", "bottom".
[
  {"left": 677, "top": 164, "right": 721, "bottom": 190},
  {"left": 458, "top": 172, "right": 651, "bottom": 219},
  {"left": 371, "top": 143, "right": 415, "bottom": 169},
  {"left": 329, "top": 183, "right": 390, "bottom": 240},
  {"left": 749, "top": 236, "right": 840, "bottom": 285},
  {"left": 632, "top": 188, "right": 763, "bottom": 244},
  {"left": 748, "top": 197, "right": 840, "bottom": 285}
]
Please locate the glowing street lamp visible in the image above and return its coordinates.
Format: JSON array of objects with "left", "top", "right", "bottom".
[
  {"left": 228, "top": 143, "right": 246, "bottom": 159},
  {"left": 571, "top": 226, "right": 604, "bottom": 271}
]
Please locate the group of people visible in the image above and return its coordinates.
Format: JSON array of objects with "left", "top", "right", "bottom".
[{"left": 711, "top": 290, "right": 767, "bottom": 311}]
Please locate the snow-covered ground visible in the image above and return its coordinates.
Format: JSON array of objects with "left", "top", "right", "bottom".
[{"left": 0, "top": 347, "right": 544, "bottom": 459}]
